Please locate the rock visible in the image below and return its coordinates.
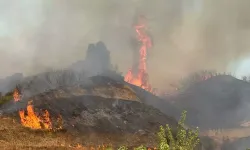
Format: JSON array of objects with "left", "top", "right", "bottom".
[{"left": 137, "top": 129, "right": 146, "bottom": 136}]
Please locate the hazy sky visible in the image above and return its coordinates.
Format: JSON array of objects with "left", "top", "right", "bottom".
[
  {"left": 0, "top": 0, "right": 250, "bottom": 89},
  {"left": 0, "top": 0, "right": 47, "bottom": 76}
]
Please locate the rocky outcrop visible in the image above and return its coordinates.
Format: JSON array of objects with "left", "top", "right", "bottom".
[{"left": 70, "top": 41, "right": 113, "bottom": 76}]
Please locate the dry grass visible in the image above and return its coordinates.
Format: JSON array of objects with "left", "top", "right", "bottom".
[
  {"left": 90, "top": 85, "right": 140, "bottom": 101},
  {"left": 0, "top": 116, "right": 73, "bottom": 149},
  {"left": 34, "top": 84, "right": 140, "bottom": 103},
  {"left": 0, "top": 116, "right": 157, "bottom": 150}
]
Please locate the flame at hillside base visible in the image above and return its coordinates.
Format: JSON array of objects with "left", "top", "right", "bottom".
[
  {"left": 19, "top": 101, "right": 52, "bottom": 130},
  {"left": 125, "top": 17, "right": 154, "bottom": 93}
]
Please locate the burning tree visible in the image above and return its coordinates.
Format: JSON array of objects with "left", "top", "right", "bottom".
[{"left": 125, "top": 16, "right": 154, "bottom": 93}]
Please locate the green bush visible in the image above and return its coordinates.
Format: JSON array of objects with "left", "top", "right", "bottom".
[
  {"left": 118, "top": 110, "right": 200, "bottom": 150},
  {"left": 0, "top": 92, "right": 13, "bottom": 105},
  {"left": 157, "top": 110, "right": 200, "bottom": 150}
]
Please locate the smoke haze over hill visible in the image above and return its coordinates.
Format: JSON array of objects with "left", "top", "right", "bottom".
[{"left": 1, "top": 0, "right": 250, "bottom": 89}]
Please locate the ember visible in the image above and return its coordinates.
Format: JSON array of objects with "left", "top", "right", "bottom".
[{"left": 125, "top": 16, "right": 154, "bottom": 93}]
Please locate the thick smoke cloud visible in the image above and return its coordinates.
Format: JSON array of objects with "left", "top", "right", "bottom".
[{"left": 0, "top": 0, "right": 250, "bottom": 89}]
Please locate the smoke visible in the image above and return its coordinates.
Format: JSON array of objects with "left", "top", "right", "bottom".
[{"left": 1, "top": 0, "right": 250, "bottom": 89}]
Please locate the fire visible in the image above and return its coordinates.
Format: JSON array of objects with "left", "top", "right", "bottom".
[
  {"left": 125, "top": 16, "right": 154, "bottom": 93},
  {"left": 41, "top": 110, "right": 52, "bottom": 129},
  {"left": 13, "top": 88, "right": 21, "bottom": 102},
  {"left": 19, "top": 101, "right": 52, "bottom": 130},
  {"left": 12, "top": 89, "right": 62, "bottom": 130},
  {"left": 12, "top": 89, "right": 52, "bottom": 130}
]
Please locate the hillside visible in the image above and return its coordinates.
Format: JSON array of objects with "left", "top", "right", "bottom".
[
  {"left": 0, "top": 97, "right": 177, "bottom": 149},
  {"left": 221, "top": 136, "right": 250, "bottom": 150},
  {"left": 3, "top": 71, "right": 250, "bottom": 149},
  {"left": 126, "top": 82, "right": 181, "bottom": 120},
  {"left": 171, "top": 75, "right": 250, "bottom": 130},
  {"left": 0, "top": 75, "right": 181, "bottom": 149}
]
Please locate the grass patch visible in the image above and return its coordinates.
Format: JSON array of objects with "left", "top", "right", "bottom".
[{"left": 0, "top": 92, "right": 13, "bottom": 105}]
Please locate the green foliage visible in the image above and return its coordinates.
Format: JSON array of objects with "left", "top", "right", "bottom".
[
  {"left": 158, "top": 126, "right": 170, "bottom": 150},
  {"left": 117, "top": 110, "right": 200, "bottom": 150},
  {"left": 118, "top": 146, "right": 128, "bottom": 150},
  {"left": 105, "top": 147, "right": 113, "bottom": 150},
  {"left": 0, "top": 93, "right": 13, "bottom": 105},
  {"left": 158, "top": 110, "right": 200, "bottom": 150},
  {"left": 134, "top": 145, "right": 147, "bottom": 150}
]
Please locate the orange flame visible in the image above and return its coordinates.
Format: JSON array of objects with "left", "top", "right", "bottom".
[
  {"left": 41, "top": 110, "right": 52, "bottom": 129},
  {"left": 19, "top": 101, "right": 52, "bottom": 130},
  {"left": 125, "top": 16, "right": 154, "bottom": 93},
  {"left": 13, "top": 88, "right": 21, "bottom": 102}
]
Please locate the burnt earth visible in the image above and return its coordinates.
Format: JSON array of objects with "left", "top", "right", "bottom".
[
  {"left": 3, "top": 94, "right": 178, "bottom": 148},
  {"left": 31, "top": 95, "right": 178, "bottom": 135}
]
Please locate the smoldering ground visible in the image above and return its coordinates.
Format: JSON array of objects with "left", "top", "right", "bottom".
[{"left": 1, "top": 0, "right": 250, "bottom": 89}]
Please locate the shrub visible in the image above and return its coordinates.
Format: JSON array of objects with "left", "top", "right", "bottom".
[
  {"left": 157, "top": 110, "right": 200, "bottom": 150},
  {"left": 0, "top": 95, "right": 12, "bottom": 105},
  {"left": 0, "top": 91, "right": 13, "bottom": 106},
  {"left": 118, "top": 110, "right": 200, "bottom": 150}
]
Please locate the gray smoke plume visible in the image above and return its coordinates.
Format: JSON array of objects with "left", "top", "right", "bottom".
[{"left": 0, "top": 0, "right": 250, "bottom": 89}]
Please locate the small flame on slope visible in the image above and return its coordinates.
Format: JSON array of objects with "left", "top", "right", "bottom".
[
  {"left": 13, "top": 89, "right": 53, "bottom": 130},
  {"left": 41, "top": 110, "right": 53, "bottom": 129}
]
